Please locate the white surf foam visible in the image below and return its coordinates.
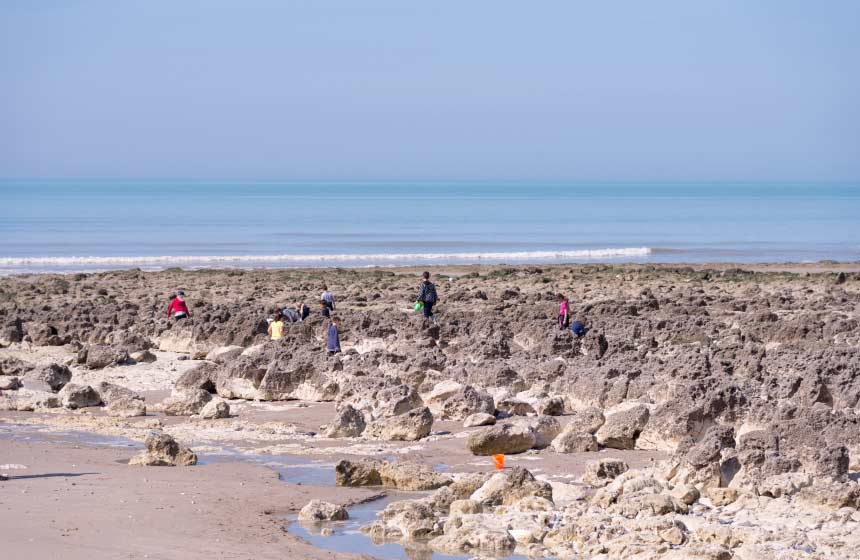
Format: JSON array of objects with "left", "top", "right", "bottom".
[{"left": 0, "top": 247, "right": 652, "bottom": 268}]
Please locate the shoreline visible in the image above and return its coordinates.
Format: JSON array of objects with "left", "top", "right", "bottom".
[{"left": 2, "top": 259, "right": 860, "bottom": 279}]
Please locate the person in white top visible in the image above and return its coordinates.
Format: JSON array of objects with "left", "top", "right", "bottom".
[{"left": 321, "top": 285, "right": 335, "bottom": 311}]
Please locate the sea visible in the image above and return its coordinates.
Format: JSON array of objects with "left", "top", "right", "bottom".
[{"left": 1, "top": 181, "right": 858, "bottom": 275}]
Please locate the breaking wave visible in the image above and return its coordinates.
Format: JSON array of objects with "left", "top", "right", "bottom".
[{"left": 0, "top": 247, "right": 652, "bottom": 269}]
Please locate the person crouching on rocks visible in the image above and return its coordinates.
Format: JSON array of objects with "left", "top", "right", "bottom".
[
  {"left": 326, "top": 316, "right": 341, "bottom": 356},
  {"left": 268, "top": 312, "right": 285, "bottom": 341},
  {"left": 320, "top": 299, "right": 331, "bottom": 318},
  {"left": 167, "top": 290, "right": 191, "bottom": 320},
  {"left": 557, "top": 293, "right": 570, "bottom": 330},
  {"left": 417, "top": 271, "right": 438, "bottom": 325}
]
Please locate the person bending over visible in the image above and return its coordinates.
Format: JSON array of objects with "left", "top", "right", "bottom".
[{"left": 167, "top": 290, "right": 191, "bottom": 320}]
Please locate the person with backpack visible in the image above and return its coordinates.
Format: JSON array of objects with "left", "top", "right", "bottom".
[
  {"left": 417, "top": 271, "right": 438, "bottom": 325},
  {"left": 320, "top": 285, "right": 335, "bottom": 311}
]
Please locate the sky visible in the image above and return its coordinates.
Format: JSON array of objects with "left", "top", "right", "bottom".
[{"left": 1, "top": 1, "right": 858, "bottom": 182}]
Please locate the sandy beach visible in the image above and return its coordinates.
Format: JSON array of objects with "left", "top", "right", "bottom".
[{"left": 2, "top": 262, "right": 860, "bottom": 559}]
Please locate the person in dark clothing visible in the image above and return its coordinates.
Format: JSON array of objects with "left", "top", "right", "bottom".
[
  {"left": 320, "top": 299, "right": 331, "bottom": 318},
  {"left": 417, "top": 271, "right": 438, "bottom": 324},
  {"left": 298, "top": 303, "right": 311, "bottom": 321},
  {"left": 281, "top": 307, "right": 301, "bottom": 323},
  {"left": 326, "top": 316, "right": 341, "bottom": 355}
]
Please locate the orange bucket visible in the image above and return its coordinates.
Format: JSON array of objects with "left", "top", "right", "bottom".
[{"left": 492, "top": 454, "right": 505, "bottom": 470}]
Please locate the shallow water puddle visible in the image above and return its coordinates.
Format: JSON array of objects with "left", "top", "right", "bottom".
[
  {"left": 0, "top": 422, "right": 529, "bottom": 559},
  {"left": 197, "top": 445, "right": 336, "bottom": 486},
  {"left": 288, "top": 494, "right": 520, "bottom": 560},
  {"left": 0, "top": 424, "right": 144, "bottom": 450}
]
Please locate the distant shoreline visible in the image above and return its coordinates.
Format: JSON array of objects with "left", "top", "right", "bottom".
[{"left": 2, "top": 260, "right": 859, "bottom": 278}]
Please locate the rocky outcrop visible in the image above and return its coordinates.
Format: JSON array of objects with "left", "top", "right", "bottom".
[
  {"left": 197, "top": 398, "right": 230, "bottom": 419},
  {"left": 595, "top": 405, "right": 650, "bottom": 449},
  {"left": 467, "top": 423, "right": 536, "bottom": 455},
  {"left": 58, "top": 383, "right": 102, "bottom": 409},
  {"left": 335, "top": 459, "right": 451, "bottom": 490},
  {"left": 23, "top": 363, "right": 71, "bottom": 392},
  {"left": 129, "top": 432, "right": 197, "bottom": 466},
  {"left": 463, "top": 412, "right": 496, "bottom": 427},
  {"left": 298, "top": 500, "right": 349, "bottom": 522},
  {"left": 365, "top": 407, "right": 433, "bottom": 441},
  {"left": 470, "top": 467, "right": 553, "bottom": 507},
  {"left": 174, "top": 361, "right": 218, "bottom": 392},
  {"left": 551, "top": 426, "right": 598, "bottom": 453},
  {"left": 161, "top": 389, "right": 212, "bottom": 416},
  {"left": 324, "top": 404, "right": 366, "bottom": 438},
  {"left": 425, "top": 381, "right": 495, "bottom": 421},
  {"left": 582, "top": 458, "right": 629, "bottom": 487},
  {"left": 80, "top": 344, "right": 131, "bottom": 369},
  {"left": 106, "top": 397, "right": 147, "bottom": 417},
  {"left": 205, "top": 345, "right": 244, "bottom": 363}
]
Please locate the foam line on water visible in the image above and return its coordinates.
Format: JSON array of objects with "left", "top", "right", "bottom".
[{"left": 0, "top": 247, "right": 652, "bottom": 266}]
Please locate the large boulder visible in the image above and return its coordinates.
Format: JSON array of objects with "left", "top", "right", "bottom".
[
  {"left": 365, "top": 407, "right": 433, "bottom": 441},
  {"left": 372, "top": 384, "right": 423, "bottom": 418},
  {"left": 106, "top": 397, "right": 147, "bottom": 417},
  {"left": 596, "top": 405, "right": 650, "bottom": 449},
  {"left": 82, "top": 345, "right": 130, "bottom": 369},
  {"left": 426, "top": 382, "right": 495, "bottom": 421},
  {"left": 324, "top": 404, "right": 366, "bottom": 438},
  {"left": 0, "top": 376, "right": 21, "bottom": 390},
  {"left": 516, "top": 415, "right": 561, "bottom": 449},
  {"left": 0, "top": 388, "right": 61, "bottom": 411},
  {"left": 58, "top": 383, "right": 103, "bottom": 409},
  {"left": 130, "top": 349, "right": 157, "bottom": 363},
  {"left": 536, "top": 396, "right": 565, "bottom": 416},
  {"left": 370, "top": 500, "right": 439, "bottom": 541},
  {"left": 93, "top": 382, "right": 141, "bottom": 405},
  {"left": 378, "top": 462, "right": 453, "bottom": 491},
  {"left": 551, "top": 426, "right": 599, "bottom": 453},
  {"left": 467, "top": 423, "right": 536, "bottom": 455},
  {"left": 0, "top": 356, "right": 32, "bottom": 376},
  {"left": 205, "top": 345, "right": 245, "bottom": 363},
  {"left": 565, "top": 406, "right": 605, "bottom": 434},
  {"left": 129, "top": 432, "right": 197, "bottom": 466},
  {"left": 335, "top": 459, "right": 383, "bottom": 486},
  {"left": 175, "top": 361, "right": 219, "bottom": 392},
  {"left": 161, "top": 389, "right": 212, "bottom": 416},
  {"left": 463, "top": 412, "right": 496, "bottom": 427},
  {"left": 24, "top": 363, "right": 71, "bottom": 392},
  {"left": 334, "top": 459, "right": 451, "bottom": 490},
  {"left": 582, "top": 458, "right": 629, "bottom": 487},
  {"left": 298, "top": 500, "right": 349, "bottom": 522},
  {"left": 197, "top": 398, "right": 230, "bottom": 419},
  {"left": 470, "top": 467, "right": 553, "bottom": 507},
  {"left": 430, "top": 520, "right": 516, "bottom": 556},
  {"left": 495, "top": 397, "right": 536, "bottom": 417}
]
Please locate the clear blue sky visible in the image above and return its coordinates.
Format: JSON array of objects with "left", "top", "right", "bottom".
[{"left": 1, "top": 1, "right": 858, "bottom": 181}]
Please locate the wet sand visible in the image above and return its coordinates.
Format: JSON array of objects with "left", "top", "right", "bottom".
[{"left": 0, "top": 435, "right": 382, "bottom": 560}]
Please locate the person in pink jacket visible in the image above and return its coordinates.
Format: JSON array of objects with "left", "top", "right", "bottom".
[{"left": 167, "top": 290, "right": 191, "bottom": 320}]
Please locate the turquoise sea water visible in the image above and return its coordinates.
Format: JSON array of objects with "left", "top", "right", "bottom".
[{"left": 1, "top": 181, "right": 858, "bottom": 273}]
